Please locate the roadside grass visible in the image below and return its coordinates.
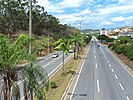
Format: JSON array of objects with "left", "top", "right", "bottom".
[{"left": 45, "top": 47, "right": 88, "bottom": 100}]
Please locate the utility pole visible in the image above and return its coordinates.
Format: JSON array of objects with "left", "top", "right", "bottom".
[
  {"left": 48, "top": 33, "right": 49, "bottom": 54},
  {"left": 79, "top": 20, "right": 83, "bottom": 32},
  {"left": 29, "top": 0, "right": 32, "bottom": 54}
]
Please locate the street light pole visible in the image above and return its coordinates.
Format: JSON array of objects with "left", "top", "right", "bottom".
[
  {"left": 29, "top": 0, "right": 32, "bottom": 54},
  {"left": 79, "top": 20, "right": 83, "bottom": 32},
  {"left": 48, "top": 33, "right": 49, "bottom": 54}
]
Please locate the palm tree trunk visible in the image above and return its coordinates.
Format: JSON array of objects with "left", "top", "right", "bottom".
[
  {"left": 24, "top": 81, "right": 28, "bottom": 100},
  {"left": 62, "top": 51, "right": 65, "bottom": 75},
  {"left": 74, "top": 41, "right": 76, "bottom": 60},
  {"left": 30, "top": 89, "right": 33, "bottom": 100},
  {"left": 4, "top": 77, "right": 8, "bottom": 100}
]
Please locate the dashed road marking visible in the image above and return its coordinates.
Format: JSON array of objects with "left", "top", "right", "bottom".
[
  {"left": 109, "top": 64, "right": 111, "bottom": 67},
  {"left": 96, "top": 63, "right": 98, "bottom": 68},
  {"left": 111, "top": 68, "right": 114, "bottom": 72},
  {"left": 107, "top": 60, "right": 109, "bottom": 63},
  {"left": 119, "top": 83, "right": 124, "bottom": 91},
  {"left": 97, "top": 80, "right": 100, "bottom": 93},
  {"left": 126, "top": 96, "right": 130, "bottom": 100},
  {"left": 115, "top": 74, "right": 118, "bottom": 79}
]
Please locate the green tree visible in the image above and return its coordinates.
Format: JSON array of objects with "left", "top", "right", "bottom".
[
  {"left": 0, "top": 34, "right": 49, "bottom": 100},
  {"left": 119, "top": 36, "right": 132, "bottom": 44},
  {"left": 69, "top": 34, "right": 84, "bottom": 59},
  {"left": 54, "top": 38, "right": 69, "bottom": 75}
]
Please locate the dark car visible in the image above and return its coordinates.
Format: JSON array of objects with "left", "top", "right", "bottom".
[{"left": 97, "top": 45, "right": 100, "bottom": 48}]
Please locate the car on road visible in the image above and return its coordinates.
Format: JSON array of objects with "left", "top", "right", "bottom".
[
  {"left": 69, "top": 50, "right": 74, "bottom": 53},
  {"left": 52, "top": 53, "right": 59, "bottom": 58},
  {"left": 97, "top": 44, "right": 100, "bottom": 48}
]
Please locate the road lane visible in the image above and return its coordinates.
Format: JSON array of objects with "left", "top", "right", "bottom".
[
  {"left": 101, "top": 46, "right": 133, "bottom": 100},
  {"left": 70, "top": 42, "right": 95, "bottom": 100},
  {"left": 69, "top": 40, "right": 133, "bottom": 100}
]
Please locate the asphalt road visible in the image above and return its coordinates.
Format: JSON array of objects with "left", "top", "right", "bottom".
[{"left": 68, "top": 40, "right": 133, "bottom": 100}]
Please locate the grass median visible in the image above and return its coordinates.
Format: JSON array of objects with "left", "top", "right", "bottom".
[{"left": 45, "top": 46, "right": 88, "bottom": 100}]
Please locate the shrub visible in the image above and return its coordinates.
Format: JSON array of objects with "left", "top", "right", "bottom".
[
  {"left": 108, "top": 43, "right": 115, "bottom": 48},
  {"left": 111, "top": 43, "right": 120, "bottom": 50},
  {"left": 124, "top": 46, "right": 133, "bottom": 60},
  {"left": 50, "top": 81, "right": 57, "bottom": 88},
  {"left": 115, "top": 44, "right": 127, "bottom": 54}
]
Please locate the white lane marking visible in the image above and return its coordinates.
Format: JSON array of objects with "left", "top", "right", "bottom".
[
  {"left": 126, "top": 96, "right": 130, "bottom": 100},
  {"left": 43, "top": 62, "right": 51, "bottom": 68},
  {"left": 119, "top": 83, "right": 124, "bottom": 91},
  {"left": 107, "top": 60, "right": 109, "bottom": 63},
  {"left": 115, "top": 74, "right": 118, "bottom": 79},
  {"left": 97, "top": 80, "right": 100, "bottom": 92},
  {"left": 111, "top": 68, "right": 114, "bottom": 72},
  {"left": 95, "top": 55, "right": 96, "bottom": 59},
  {"left": 96, "top": 63, "right": 98, "bottom": 69},
  {"left": 109, "top": 64, "right": 111, "bottom": 67},
  {"left": 105, "top": 57, "right": 107, "bottom": 60}
]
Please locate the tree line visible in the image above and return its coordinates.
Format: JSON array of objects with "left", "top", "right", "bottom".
[{"left": 0, "top": 0, "right": 71, "bottom": 39}]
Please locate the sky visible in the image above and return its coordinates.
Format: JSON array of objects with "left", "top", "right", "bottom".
[{"left": 37, "top": 0, "right": 133, "bottom": 30}]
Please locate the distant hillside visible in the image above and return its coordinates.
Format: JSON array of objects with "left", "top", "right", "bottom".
[{"left": 81, "top": 29, "right": 100, "bottom": 34}]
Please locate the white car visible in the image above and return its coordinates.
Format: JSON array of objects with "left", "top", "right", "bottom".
[
  {"left": 52, "top": 53, "right": 59, "bottom": 58},
  {"left": 69, "top": 50, "right": 74, "bottom": 53}
]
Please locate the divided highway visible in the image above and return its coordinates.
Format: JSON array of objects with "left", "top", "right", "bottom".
[
  {"left": 66, "top": 40, "right": 133, "bottom": 100},
  {"left": 19, "top": 51, "right": 73, "bottom": 100}
]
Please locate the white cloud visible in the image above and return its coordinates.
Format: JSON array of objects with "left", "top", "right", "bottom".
[
  {"left": 112, "top": 16, "right": 125, "bottom": 21},
  {"left": 80, "top": 8, "right": 91, "bottom": 15},
  {"left": 112, "top": 16, "right": 133, "bottom": 22},
  {"left": 101, "top": 21, "right": 112, "bottom": 25},
  {"left": 93, "top": 4, "right": 133, "bottom": 15},
  {"left": 37, "top": 0, "right": 64, "bottom": 13},
  {"left": 36, "top": 0, "right": 133, "bottom": 29},
  {"left": 118, "top": 0, "right": 133, "bottom": 4},
  {"left": 57, "top": 0, "right": 84, "bottom": 8}
]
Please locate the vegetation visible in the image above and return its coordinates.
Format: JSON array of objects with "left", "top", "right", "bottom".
[
  {"left": 50, "top": 81, "right": 57, "bottom": 88},
  {"left": 0, "top": 34, "right": 49, "bottom": 100},
  {"left": 46, "top": 46, "right": 88, "bottom": 100},
  {"left": 108, "top": 36, "right": 133, "bottom": 60},
  {"left": 0, "top": 0, "right": 78, "bottom": 40},
  {"left": 54, "top": 38, "right": 70, "bottom": 75},
  {"left": 0, "top": 0, "right": 93, "bottom": 99},
  {"left": 97, "top": 34, "right": 114, "bottom": 43}
]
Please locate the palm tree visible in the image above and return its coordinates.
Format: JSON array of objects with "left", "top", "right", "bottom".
[
  {"left": 0, "top": 34, "right": 49, "bottom": 100},
  {"left": 69, "top": 34, "right": 84, "bottom": 60},
  {"left": 54, "top": 38, "right": 69, "bottom": 75}
]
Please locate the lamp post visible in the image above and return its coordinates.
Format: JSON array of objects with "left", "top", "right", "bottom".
[
  {"left": 29, "top": 0, "right": 32, "bottom": 54},
  {"left": 79, "top": 20, "right": 83, "bottom": 32},
  {"left": 48, "top": 33, "right": 50, "bottom": 54}
]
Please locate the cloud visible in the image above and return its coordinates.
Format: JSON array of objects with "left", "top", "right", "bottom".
[
  {"left": 37, "top": 0, "right": 64, "bottom": 13},
  {"left": 36, "top": 0, "right": 133, "bottom": 29},
  {"left": 57, "top": 0, "right": 84, "bottom": 8},
  {"left": 93, "top": 4, "right": 133, "bottom": 15},
  {"left": 112, "top": 16, "right": 125, "bottom": 22},
  {"left": 118, "top": 0, "right": 133, "bottom": 4},
  {"left": 101, "top": 21, "right": 112, "bottom": 25},
  {"left": 112, "top": 16, "right": 133, "bottom": 22},
  {"left": 80, "top": 8, "right": 91, "bottom": 15}
]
